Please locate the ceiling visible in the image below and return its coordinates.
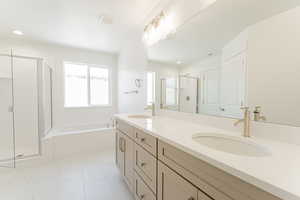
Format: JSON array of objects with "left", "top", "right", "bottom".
[
  {"left": 147, "top": 0, "right": 300, "bottom": 66},
  {"left": 0, "top": 0, "right": 165, "bottom": 53}
]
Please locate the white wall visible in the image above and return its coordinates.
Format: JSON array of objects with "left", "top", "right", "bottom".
[
  {"left": 180, "top": 55, "right": 221, "bottom": 76},
  {"left": 247, "top": 6, "right": 300, "bottom": 126},
  {"left": 118, "top": 36, "right": 148, "bottom": 113},
  {"left": 0, "top": 38, "right": 118, "bottom": 131},
  {"left": 117, "top": 32, "right": 180, "bottom": 114}
]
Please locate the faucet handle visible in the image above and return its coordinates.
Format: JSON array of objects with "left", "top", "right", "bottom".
[{"left": 253, "top": 106, "right": 266, "bottom": 121}]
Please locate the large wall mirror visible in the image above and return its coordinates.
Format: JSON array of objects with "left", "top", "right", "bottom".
[{"left": 147, "top": 0, "right": 300, "bottom": 127}]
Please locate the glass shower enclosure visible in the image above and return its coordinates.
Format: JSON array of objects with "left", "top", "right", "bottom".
[
  {"left": 0, "top": 49, "right": 52, "bottom": 168},
  {"left": 0, "top": 50, "right": 15, "bottom": 167}
]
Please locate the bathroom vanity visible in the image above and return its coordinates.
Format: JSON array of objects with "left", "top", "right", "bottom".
[{"left": 114, "top": 115, "right": 293, "bottom": 200}]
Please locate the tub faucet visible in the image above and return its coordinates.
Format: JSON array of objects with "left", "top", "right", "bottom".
[
  {"left": 145, "top": 102, "right": 155, "bottom": 116},
  {"left": 234, "top": 107, "right": 251, "bottom": 137}
]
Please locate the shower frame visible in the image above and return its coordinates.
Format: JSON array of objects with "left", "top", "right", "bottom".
[{"left": 0, "top": 49, "right": 53, "bottom": 167}]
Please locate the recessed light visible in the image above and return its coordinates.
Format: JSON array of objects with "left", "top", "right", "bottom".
[
  {"left": 176, "top": 61, "right": 183, "bottom": 65},
  {"left": 12, "top": 30, "right": 24, "bottom": 35}
]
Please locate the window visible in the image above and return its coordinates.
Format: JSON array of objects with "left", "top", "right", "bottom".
[
  {"left": 147, "top": 72, "right": 156, "bottom": 105},
  {"left": 64, "top": 62, "right": 111, "bottom": 107}
]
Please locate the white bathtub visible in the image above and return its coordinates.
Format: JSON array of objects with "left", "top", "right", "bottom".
[
  {"left": 42, "top": 124, "right": 116, "bottom": 159},
  {"left": 0, "top": 124, "right": 116, "bottom": 167},
  {"left": 45, "top": 123, "right": 115, "bottom": 139}
]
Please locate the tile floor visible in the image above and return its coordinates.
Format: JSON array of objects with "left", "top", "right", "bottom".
[{"left": 0, "top": 150, "right": 134, "bottom": 200}]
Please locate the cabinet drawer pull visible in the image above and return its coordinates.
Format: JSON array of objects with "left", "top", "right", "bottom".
[
  {"left": 122, "top": 138, "right": 126, "bottom": 152},
  {"left": 141, "top": 138, "right": 146, "bottom": 142},
  {"left": 120, "top": 138, "right": 125, "bottom": 152},
  {"left": 140, "top": 162, "right": 146, "bottom": 167},
  {"left": 139, "top": 194, "right": 145, "bottom": 199},
  {"left": 188, "top": 197, "right": 195, "bottom": 200}
]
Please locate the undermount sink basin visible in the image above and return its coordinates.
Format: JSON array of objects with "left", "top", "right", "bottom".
[
  {"left": 128, "top": 115, "right": 151, "bottom": 119},
  {"left": 192, "top": 133, "right": 271, "bottom": 157}
]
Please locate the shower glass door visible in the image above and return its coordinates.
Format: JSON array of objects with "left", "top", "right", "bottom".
[
  {"left": 13, "top": 56, "right": 39, "bottom": 159},
  {"left": 0, "top": 53, "right": 16, "bottom": 167}
]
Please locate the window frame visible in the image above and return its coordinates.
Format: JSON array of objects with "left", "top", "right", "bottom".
[{"left": 63, "top": 61, "right": 112, "bottom": 108}]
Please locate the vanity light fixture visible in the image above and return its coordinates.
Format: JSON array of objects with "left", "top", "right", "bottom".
[
  {"left": 143, "top": 11, "right": 176, "bottom": 46},
  {"left": 12, "top": 30, "right": 24, "bottom": 35}
]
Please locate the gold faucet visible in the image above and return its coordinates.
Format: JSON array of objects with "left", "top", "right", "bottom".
[
  {"left": 234, "top": 107, "right": 251, "bottom": 137},
  {"left": 145, "top": 102, "right": 155, "bottom": 116}
]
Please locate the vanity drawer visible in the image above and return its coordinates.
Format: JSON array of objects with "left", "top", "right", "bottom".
[
  {"left": 134, "top": 172, "right": 156, "bottom": 200},
  {"left": 135, "top": 128, "right": 157, "bottom": 156},
  {"left": 158, "top": 140, "right": 281, "bottom": 200},
  {"left": 116, "top": 119, "right": 135, "bottom": 139},
  {"left": 134, "top": 143, "right": 157, "bottom": 193}
]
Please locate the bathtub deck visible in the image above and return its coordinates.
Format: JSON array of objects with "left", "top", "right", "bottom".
[{"left": 45, "top": 127, "right": 114, "bottom": 139}]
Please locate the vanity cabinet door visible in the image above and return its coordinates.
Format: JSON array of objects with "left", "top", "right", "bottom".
[
  {"left": 116, "top": 131, "right": 134, "bottom": 192},
  {"left": 134, "top": 172, "right": 156, "bottom": 200},
  {"left": 158, "top": 161, "right": 200, "bottom": 200},
  {"left": 123, "top": 133, "right": 134, "bottom": 192},
  {"left": 116, "top": 131, "right": 125, "bottom": 173}
]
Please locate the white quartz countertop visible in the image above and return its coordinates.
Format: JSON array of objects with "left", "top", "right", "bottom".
[{"left": 115, "top": 113, "right": 300, "bottom": 200}]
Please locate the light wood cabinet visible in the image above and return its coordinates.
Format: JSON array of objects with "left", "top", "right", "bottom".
[
  {"left": 116, "top": 130, "right": 125, "bottom": 173},
  {"left": 116, "top": 119, "right": 157, "bottom": 198},
  {"left": 116, "top": 130, "right": 134, "bottom": 192},
  {"left": 134, "top": 128, "right": 157, "bottom": 156},
  {"left": 157, "top": 161, "right": 210, "bottom": 200},
  {"left": 158, "top": 140, "right": 281, "bottom": 200},
  {"left": 124, "top": 133, "right": 134, "bottom": 191},
  {"left": 116, "top": 119, "right": 281, "bottom": 200},
  {"left": 134, "top": 143, "right": 157, "bottom": 193},
  {"left": 134, "top": 172, "right": 156, "bottom": 200},
  {"left": 116, "top": 119, "right": 135, "bottom": 139}
]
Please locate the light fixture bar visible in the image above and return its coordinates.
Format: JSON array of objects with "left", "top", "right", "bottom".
[{"left": 142, "top": 11, "right": 176, "bottom": 46}]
